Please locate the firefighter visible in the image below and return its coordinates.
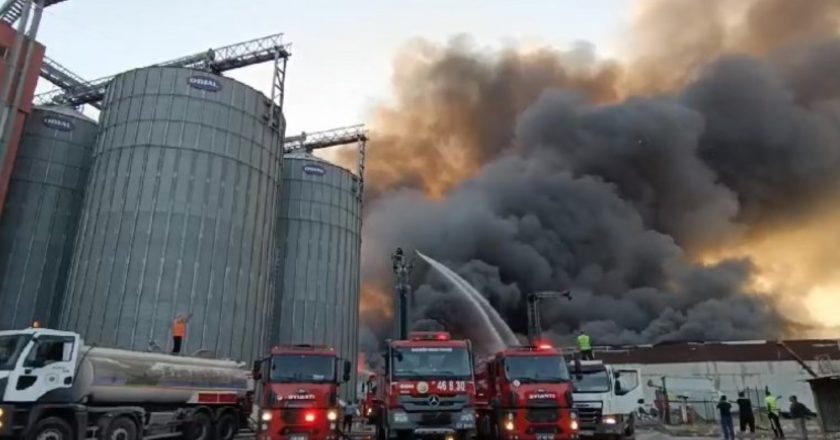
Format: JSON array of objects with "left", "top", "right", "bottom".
[
  {"left": 577, "top": 331, "right": 593, "bottom": 360},
  {"left": 171, "top": 313, "right": 192, "bottom": 354}
]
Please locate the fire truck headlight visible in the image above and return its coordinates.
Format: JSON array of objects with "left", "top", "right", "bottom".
[
  {"left": 327, "top": 409, "right": 338, "bottom": 421},
  {"left": 504, "top": 420, "right": 515, "bottom": 431},
  {"left": 604, "top": 416, "right": 618, "bottom": 425},
  {"left": 366, "top": 407, "right": 372, "bottom": 416},
  {"left": 261, "top": 411, "right": 273, "bottom": 422},
  {"left": 393, "top": 412, "right": 409, "bottom": 423},
  {"left": 571, "top": 420, "right": 579, "bottom": 431}
]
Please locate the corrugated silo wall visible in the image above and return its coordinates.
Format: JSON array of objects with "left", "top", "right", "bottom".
[
  {"left": 0, "top": 107, "right": 97, "bottom": 329},
  {"left": 61, "top": 67, "right": 284, "bottom": 361},
  {"left": 273, "top": 155, "right": 362, "bottom": 398}
]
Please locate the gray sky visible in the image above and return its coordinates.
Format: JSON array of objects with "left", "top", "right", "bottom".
[{"left": 35, "top": 0, "right": 631, "bottom": 133}]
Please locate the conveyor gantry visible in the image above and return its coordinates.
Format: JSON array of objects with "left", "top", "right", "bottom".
[
  {"left": 0, "top": 0, "right": 66, "bottom": 24},
  {"left": 34, "top": 33, "right": 292, "bottom": 108}
]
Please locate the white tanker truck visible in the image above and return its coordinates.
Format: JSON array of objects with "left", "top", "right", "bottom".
[{"left": 0, "top": 327, "right": 253, "bottom": 440}]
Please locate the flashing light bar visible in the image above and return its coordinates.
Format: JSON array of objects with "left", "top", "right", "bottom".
[
  {"left": 508, "top": 343, "right": 558, "bottom": 352},
  {"left": 409, "top": 331, "right": 451, "bottom": 341}
]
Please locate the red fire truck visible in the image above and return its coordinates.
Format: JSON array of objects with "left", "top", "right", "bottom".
[
  {"left": 475, "top": 343, "right": 578, "bottom": 440},
  {"left": 371, "top": 332, "right": 478, "bottom": 440},
  {"left": 252, "top": 344, "right": 351, "bottom": 440}
]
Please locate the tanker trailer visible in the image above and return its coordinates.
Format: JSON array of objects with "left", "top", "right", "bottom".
[{"left": 0, "top": 327, "right": 253, "bottom": 440}]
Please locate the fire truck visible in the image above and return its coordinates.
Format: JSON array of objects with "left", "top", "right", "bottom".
[
  {"left": 475, "top": 343, "right": 578, "bottom": 440},
  {"left": 371, "top": 332, "right": 477, "bottom": 440},
  {"left": 252, "top": 344, "right": 351, "bottom": 440}
]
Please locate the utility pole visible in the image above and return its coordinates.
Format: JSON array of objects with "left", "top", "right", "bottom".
[
  {"left": 391, "top": 247, "right": 413, "bottom": 339},
  {"left": 661, "top": 376, "right": 671, "bottom": 425}
]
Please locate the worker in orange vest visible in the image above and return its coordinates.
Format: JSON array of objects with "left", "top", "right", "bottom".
[{"left": 171, "top": 313, "right": 193, "bottom": 354}]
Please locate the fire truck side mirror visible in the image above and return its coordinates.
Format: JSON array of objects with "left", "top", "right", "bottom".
[
  {"left": 343, "top": 360, "right": 352, "bottom": 383},
  {"left": 252, "top": 360, "right": 263, "bottom": 380}
]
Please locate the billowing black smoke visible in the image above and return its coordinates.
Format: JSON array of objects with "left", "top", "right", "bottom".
[{"left": 358, "top": 1, "right": 840, "bottom": 351}]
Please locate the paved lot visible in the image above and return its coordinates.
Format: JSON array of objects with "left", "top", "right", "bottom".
[{"left": 236, "top": 427, "right": 810, "bottom": 439}]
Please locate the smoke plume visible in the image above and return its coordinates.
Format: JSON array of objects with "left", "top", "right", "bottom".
[{"left": 358, "top": 0, "right": 840, "bottom": 350}]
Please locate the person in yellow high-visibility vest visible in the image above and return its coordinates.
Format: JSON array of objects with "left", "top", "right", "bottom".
[
  {"left": 765, "top": 389, "right": 784, "bottom": 438},
  {"left": 577, "top": 331, "right": 593, "bottom": 360}
]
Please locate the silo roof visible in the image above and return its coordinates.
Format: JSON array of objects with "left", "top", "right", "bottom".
[{"left": 34, "top": 105, "right": 97, "bottom": 123}]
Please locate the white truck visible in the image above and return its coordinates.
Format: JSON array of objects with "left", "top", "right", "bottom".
[
  {"left": 0, "top": 327, "right": 252, "bottom": 440},
  {"left": 569, "top": 360, "right": 642, "bottom": 440}
]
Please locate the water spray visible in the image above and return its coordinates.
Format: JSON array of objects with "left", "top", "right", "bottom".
[{"left": 415, "top": 251, "right": 517, "bottom": 352}]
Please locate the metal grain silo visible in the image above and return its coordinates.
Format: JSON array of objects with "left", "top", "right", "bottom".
[
  {"left": 273, "top": 150, "right": 362, "bottom": 397},
  {"left": 61, "top": 67, "right": 284, "bottom": 360},
  {"left": 0, "top": 107, "right": 97, "bottom": 330}
]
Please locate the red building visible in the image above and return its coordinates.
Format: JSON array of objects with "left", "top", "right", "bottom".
[{"left": 0, "top": 21, "right": 45, "bottom": 217}]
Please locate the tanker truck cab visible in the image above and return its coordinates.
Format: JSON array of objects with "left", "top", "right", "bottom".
[
  {"left": 252, "top": 344, "right": 351, "bottom": 440},
  {"left": 569, "top": 361, "right": 642, "bottom": 440},
  {"left": 377, "top": 331, "right": 477, "bottom": 440},
  {"left": 0, "top": 327, "right": 253, "bottom": 440},
  {"left": 475, "top": 344, "right": 577, "bottom": 440},
  {"left": 0, "top": 328, "right": 79, "bottom": 404}
]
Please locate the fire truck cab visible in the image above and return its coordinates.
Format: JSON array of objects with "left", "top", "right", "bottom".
[
  {"left": 253, "top": 344, "right": 352, "bottom": 440},
  {"left": 475, "top": 344, "right": 578, "bottom": 440},
  {"left": 373, "top": 331, "right": 478, "bottom": 440}
]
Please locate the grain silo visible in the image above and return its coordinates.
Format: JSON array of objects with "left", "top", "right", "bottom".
[
  {"left": 61, "top": 67, "right": 284, "bottom": 360},
  {"left": 0, "top": 106, "right": 97, "bottom": 330},
  {"left": 273, "top": 147, "right": 363, "bottom": 397}
]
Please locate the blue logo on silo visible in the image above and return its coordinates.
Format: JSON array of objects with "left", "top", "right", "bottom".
[
  {"left": 187, "top": 75, "right": 222, "bottom": 92},
  {"left": 42, "top": 116, "right": 74, "bottom": 132},
  {"left": 302, "top": 164, "right": 326, "bottom": 176}
]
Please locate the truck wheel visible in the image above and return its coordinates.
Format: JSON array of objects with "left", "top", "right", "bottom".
[
  {"left": 184, "top": 412, "right": 213, "bottom": 440},
  {"left": 101, "top": 417, "right": 138, "bottom": 440},
  {"left": 30, "top": 417, "right": 74, "bottom": 440},
  {"left": 215, "top": 412, "right": 239, "bottom": 440}
]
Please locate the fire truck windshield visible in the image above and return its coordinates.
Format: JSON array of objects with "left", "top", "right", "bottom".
[
  {"left": 270, "top": 354, "right": 336, "bottom": 383},
  {"left": 505, "top": 355, "right": 570, "bottom": 383},
  {"left": 0, "top": 334, "right": 30, "bottom": 371},
  {"left": 571, "top": 369, "right": 610, "bottom": 393},
  {"left": 392, "top": 347, "right": 471, "bottom": 379}
]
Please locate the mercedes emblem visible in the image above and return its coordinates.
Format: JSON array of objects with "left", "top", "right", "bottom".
[{"left": 428, "top": 395, "right": 440, "bottom": 407}]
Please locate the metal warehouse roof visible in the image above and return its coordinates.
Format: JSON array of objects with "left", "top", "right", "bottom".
[{"left": 592, "top": 339, "right": 840, "bottom": 364}]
